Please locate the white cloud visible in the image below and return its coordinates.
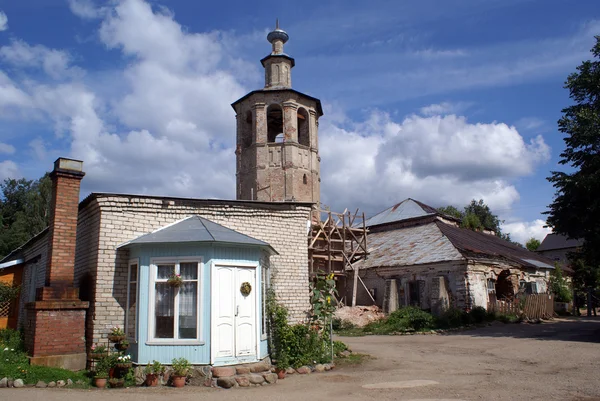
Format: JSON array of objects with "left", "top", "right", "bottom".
[
  {"left": 515, "top": 117, "right": 547, "bottom": 131},
  {"left": 68, "top": 0, "right": 103, "bottom": 20},
  {"left": 419, "top": 101, "right": 471, "bottom": 116},
  {"left": 0, "top": 142, "right": 15, "bottom": 154},
  {"left": 0, "top": 71, "right": 31, "bottom": 110},
  {"left": 0, "top": 0, "right": 552, "bottom": 232},
  {"left": 0, "top": 11, "right": 7, "bottom": 31},
  {"left": 0, "top": 40, "right": 81, "bottom": 80},
  {"left": 502, "top": 219, "right": 551, "bottom": 245},
  {"left": 319, "top": 111, "right": 549, "bottom": 215},
  {"left": 0, "top": 160, "right": 19, "bottom": 180}
]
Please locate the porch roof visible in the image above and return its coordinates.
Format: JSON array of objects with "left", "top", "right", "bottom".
[{"left": 118, "top": 216, "right": 278, "bottom": 255}]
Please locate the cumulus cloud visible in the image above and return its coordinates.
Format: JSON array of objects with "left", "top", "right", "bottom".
[
  {"left": 502, "top": 219, "right": 551, "bottom": 245},
  {"left": 420, "top": 101, "right": 471, "bottom": 116},
  {"left": 319, "top": 111, "right": 549, "bottom": 215},
  {"left": 0, "top": 142, "right": 15, "bottom": 154},
  {"left": 0, "top": 160, "right": 19, "bottom": 180},
  {"left": 0, "top": 11, "right": 7, "bottom": 31},
  {"left": 0, "top": 40, "right": 82, "bottom": 80},
  {"left": 68, "top": 0, "right": 103, "bottom": 20},
  {"left": 0, "top": 0, "right": 552, "bottom": 246}
]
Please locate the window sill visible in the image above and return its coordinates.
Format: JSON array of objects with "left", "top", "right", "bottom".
[{"left": 146, "top": 340, "right": 205, "bottom": 346}]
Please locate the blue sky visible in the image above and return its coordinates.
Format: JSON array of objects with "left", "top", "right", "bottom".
[{"left": 0, "top": 0, "right": 598, "bottom": 244}]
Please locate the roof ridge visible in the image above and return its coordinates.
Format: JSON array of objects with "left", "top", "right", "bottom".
[{"left": 196, "top": 216, "right": 216, "bottom": 242}]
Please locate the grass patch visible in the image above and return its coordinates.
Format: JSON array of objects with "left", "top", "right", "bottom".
[
  {"left": 0, "top": 329, "right": 90, "bottom": 386},
  {"left": 335, "top": 353, "right": 371, "bottom": 367},
  {"left": 335, "top": 306, "right": 523, "bottom": 336}
]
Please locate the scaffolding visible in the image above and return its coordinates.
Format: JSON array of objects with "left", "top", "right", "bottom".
[{"left": 308, "top": 207, "right": 369, "bottom": 306}]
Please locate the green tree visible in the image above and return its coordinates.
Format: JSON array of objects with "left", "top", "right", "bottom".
[
  {"left": 546, "top": 36, "right": 600, "bottom": 287},
  {"left": 437, "top": 199, "right": 506, "bottom": 237},
  {"left": 437, "top": 205, "right": 463, "bottom": 220},
  {"left": 0, "top": 173, "right": 51, "bottom": 259},
  {"left": 549, "top": 265, "right": 573, "bottom": 303},
  {"left": 525, "top": 237, "right": 541, "bottom": 251}
]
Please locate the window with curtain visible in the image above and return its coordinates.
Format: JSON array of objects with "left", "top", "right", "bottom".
[
  {"left": 126, "top": 260, "right": 138, "bottom": 340},
  {"left": 151, "top": 259, "right": 200, "bottom": 342}
]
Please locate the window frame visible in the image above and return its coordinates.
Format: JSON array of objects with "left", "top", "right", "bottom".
[
  {"left": 147, "top": 256, "right": 204, "bottom": 345},
  {"left": 125, "top": 258, "right": 139, "bottom": 342}
]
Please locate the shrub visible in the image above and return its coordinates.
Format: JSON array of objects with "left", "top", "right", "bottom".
[
  {"left": 333, "top": 340, "right": 347, "bottom": 356},
  {"left": 469, "top": 306, "right": 487, "bottom": 324},
  {"left": 0, "top": 328, "right": 24, "bottom": 352},
  {"left": 388, "top": 307, "right": 434, "bottom": 331},
  {"left": 435, "top": 307, "right": 469, "bottom": 329}
]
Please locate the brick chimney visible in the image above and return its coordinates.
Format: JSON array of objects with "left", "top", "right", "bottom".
[{"left": 25, "top": 158, "right": 89, "bottom": 370}]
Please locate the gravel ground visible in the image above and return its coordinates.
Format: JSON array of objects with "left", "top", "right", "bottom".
[{"left": 2, "top": 317, "right": 599, "bottom": 401}]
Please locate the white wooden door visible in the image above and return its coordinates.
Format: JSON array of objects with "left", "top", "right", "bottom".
[
  {"left": 235, "top": 267, "right": 256, "bottom": 357},
  {"left": 213, "top": 265, "right": 235, "bottom": 358},
  {"left": 212, "top": 265, "right": 257, "bottom": 362}
]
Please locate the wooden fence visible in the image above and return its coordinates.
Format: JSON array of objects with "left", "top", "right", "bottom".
[{"left": 488, "top": 293, "right": 554, "bottom": 320}]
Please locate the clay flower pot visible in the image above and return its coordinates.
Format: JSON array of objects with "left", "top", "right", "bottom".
[
  {"left": 276, "top": 369, "right": 286, "bottom": 380},
  {"left": 108, "top": 335, "right": 126, "bottom": 343},
  {"left": 145, "top": 373, "right": 159, "bottom": 387},
  {"left": 171, "top": 375, "right": 186, "bottom": 388},
  {"left": 94, "top": 377, "right": 107, "bottom": 388}
]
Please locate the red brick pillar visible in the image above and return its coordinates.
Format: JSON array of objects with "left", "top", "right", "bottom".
[{"left": 25, "top": 158, "right": 89, "bottom": 371}]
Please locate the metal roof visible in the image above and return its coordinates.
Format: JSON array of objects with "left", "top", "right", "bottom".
[
  {"left": 357, "top": 222, "right": 464, "bottom": 268},
  {"left": 537, "top": 233, "right": 583, "bottom": 252},
  {"left": 359, "top": 220, "right": 555, "bottom": 270},
  {"left": 118, "top": 216, "right": 278, "bottom": 255},
  {"left": 365, "top": 199, "right": 439, "bottom": 227},
  {"left": 436, "top": 222, "right": 555, "bottom": 269}
]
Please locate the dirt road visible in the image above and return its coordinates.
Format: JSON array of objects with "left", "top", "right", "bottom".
[{"left": 3, "top": 317, "right": 600, "bottom": 401}]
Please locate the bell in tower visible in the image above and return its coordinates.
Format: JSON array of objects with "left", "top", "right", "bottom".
[{"left": 232, "top": 21, "right": 323, "bottom": 204}]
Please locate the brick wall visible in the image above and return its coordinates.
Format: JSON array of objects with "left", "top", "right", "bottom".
[
  {"left": 76, "top": 195, "right": 312, "bottom": 345},
  {"left": 45, "top": 173, "right": 83, "bottom": 289},
  {"left": 25, "top": 307, "right": 86, "bottom": 356}
]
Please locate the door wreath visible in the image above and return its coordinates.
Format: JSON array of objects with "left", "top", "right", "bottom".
[{"left": 240, "top": 282, "right": 252, "bottom": 296}]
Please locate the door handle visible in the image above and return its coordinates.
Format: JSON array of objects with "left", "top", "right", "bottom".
[{"left": 236, "top": 305, "right": 239, "bottom": 316}]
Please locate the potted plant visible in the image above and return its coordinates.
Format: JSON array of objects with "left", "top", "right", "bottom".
[
  {"left": 170, "top": 357, "right": 190, "bottom": 388},
  {"left": 144, "top": 360, "right": 165, "bottom": 387},
  {"left": 90, "top": 344, "right": 108, "bottom": 359},
  {"left": 115, "top": 339, "right": 130, "bottom": 351},
  {"left": 115, "top": 354, "right": 132, "bottom": 368},
  {"left": 108, "top": 326, "right": 126, "bottom": 343},
  {"left": 275, "top": 353, "right": 289, "bottom": 379},
  {"left": 108, "top": 378, "right": 125, "bottom": 388},
  {"left": 167, "top": 271, "right": 183, "bottom": 287},
  {"left": 94, "top": 356, "right": 111, "bottom": 388}
]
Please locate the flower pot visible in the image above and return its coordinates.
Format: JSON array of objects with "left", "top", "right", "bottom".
[
  {"left": 115, "top": 342, "right": 129, "bottom": 351},
  {"left": 171, "top": 375, "right": 186, "bottom": 388},
  {"left": 277, "top": 369, "right": 286, "bottom": 380},
  {"left": 109, "top": 378, "right": 125, "bottom": 388},
  {"left": 94, "top": 377, "right": 107, "bottom": 388},
  {"left": 116, "top": 362, "right": 132, "bottom": 369},
  {"left": 90, "top": 352, "right": 108, "bottom": 360},
  {"left": 145, "top": 373, "right": 159, "bottom": 387},
  {"left": 108, "top": 335, "right": 126, "bottom": 343}
]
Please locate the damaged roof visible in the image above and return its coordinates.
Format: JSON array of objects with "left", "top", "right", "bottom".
[
  {"left": 435, "top": 221, "right": 554, "bottom": 269},
  {"left": 365, "top": 198, "right": 440, "bottom": 227},
  {"left": 358, "top": 222, "right": 464, "bottom": 268},
  {"left": 118, "top": 216, "right": 278, "bottom": 255},
  {"left": 359, "top": 220, "right": 555, "bottom": 270}
]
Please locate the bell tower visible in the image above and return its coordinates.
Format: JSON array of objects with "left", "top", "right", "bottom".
[{"left": 232, "top": 21, "right": 322, "bottom": 203}]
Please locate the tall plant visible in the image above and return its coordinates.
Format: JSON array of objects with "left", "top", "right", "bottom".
[
  {"left": 310, "top": 272, "right": 338, "bottom": 326},
  {"left": 0, "top": 282, "right": 20, "bottom": 303}
]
